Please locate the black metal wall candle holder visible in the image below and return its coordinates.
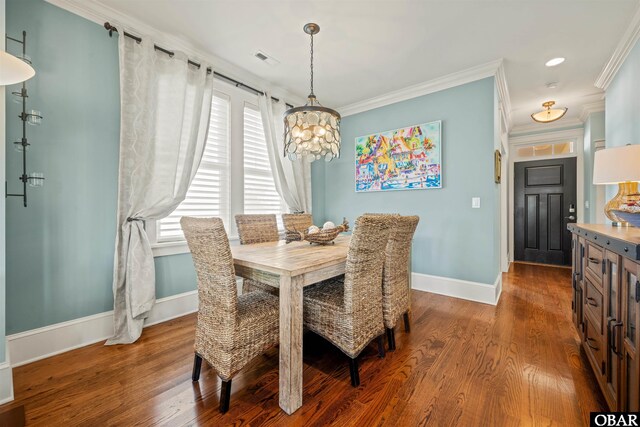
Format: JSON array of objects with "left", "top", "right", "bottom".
[{"left": 5, "top": 31, "right": 45, "bottom": 207}]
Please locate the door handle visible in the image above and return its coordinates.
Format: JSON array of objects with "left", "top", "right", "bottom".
[
  {"left": 612, "top": 320, "right": 623, "bottom": 356},
  {"left": 565, "top": 215, "right": 576, "bottom": 220}
]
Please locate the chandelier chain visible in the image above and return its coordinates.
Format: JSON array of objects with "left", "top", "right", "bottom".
[{"left": 309, "top": 32, "right": 314, "bottom": 98}]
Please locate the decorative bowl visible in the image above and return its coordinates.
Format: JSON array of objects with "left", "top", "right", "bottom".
[
  {"left": 612, "top": 210, "right": 640, "bottom": 227},
  {"left": 285, "top": 218, "right": 349, "bottom": 245}
]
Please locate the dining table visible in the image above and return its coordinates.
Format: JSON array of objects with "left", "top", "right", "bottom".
[{"left": 230, "top": 234, "right": 351, "bottom": 415}]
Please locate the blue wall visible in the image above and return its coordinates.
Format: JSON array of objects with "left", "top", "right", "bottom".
[
  {"left": 605, "top": 38, "right": 640, "bottom": 201},
  {"left": 313, "top": 78, "right": 500, "bottom": 285},
  {"left": 606, "top": 40, "right": 640, "bottom": 149},
  {"left": 583, "top": 111, "right": 605, "bottom": 223},
  {"left": 5, "top": 0, "right": 197, "bottom": 335}
]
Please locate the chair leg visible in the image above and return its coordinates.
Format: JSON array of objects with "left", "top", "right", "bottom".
[
  {"left": 192, "top": 354, "right": 203, "bottom": 382},
  {"left": 386, "top": 327, "right": 396, "bottom": 351},
  {"left": 403, "top": 311, "right": 411, "bottom": 332},
  {"left": 349, "top": 357, "right": 360, "bottom": 387},
  {"left": 219, "top": 378, "right": 232, "bottom": 413},
  {"left": 377, "top": 335, "right": 386, "bottom": 358}
]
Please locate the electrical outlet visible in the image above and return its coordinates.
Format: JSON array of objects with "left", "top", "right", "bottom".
[{"left": 472, "top": 197, "right": 481, "bottom": 209}]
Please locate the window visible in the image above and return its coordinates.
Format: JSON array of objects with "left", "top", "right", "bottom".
[
  {"left": 157, "top": 91, "right": 231, "bottom": 242},
  {"left": 243, "top": 105, "right": 287, "bottom": 217},
  {"left": 516, "top": 141, "right": 574, "bottom": 158},
  {"left": 150, "top": 81, "right": 288, "bottom": 254}
]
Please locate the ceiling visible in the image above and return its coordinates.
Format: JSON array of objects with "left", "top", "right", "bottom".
[{"left": 93, "top": 0, "right": 639, "bottom": 128}]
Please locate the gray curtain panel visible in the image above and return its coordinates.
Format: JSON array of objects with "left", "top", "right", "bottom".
[{"left": 107, "top": 28, "right": 213, "bottom": 344}]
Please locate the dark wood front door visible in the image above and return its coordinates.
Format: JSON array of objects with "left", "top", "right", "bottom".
[{"left": 514, "top": 157, "right": 577, "bottom": 266}]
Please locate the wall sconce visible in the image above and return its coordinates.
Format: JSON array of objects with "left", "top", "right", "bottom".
[{"left": 5, "top": 31, "right": 45, "bottom": 207}]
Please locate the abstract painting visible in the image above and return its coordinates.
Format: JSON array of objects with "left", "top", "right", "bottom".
[{"left": 355, "top": 120, "right": 442, "bottom": 192}]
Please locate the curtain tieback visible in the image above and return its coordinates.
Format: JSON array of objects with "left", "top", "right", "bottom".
[{"left": 127, "top": 217, "right": 144, "bottom": 222}]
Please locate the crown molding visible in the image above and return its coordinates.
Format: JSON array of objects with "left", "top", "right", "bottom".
[
  {"left": 578, "top": 100, "right": 606, "bottom": 122},
  {"left": 495, "top": 60, "right": 513, "bottom": 131},
  {"left": 595, "top": 4, "right": 640, "bottom": 90},
  {"left": 338, "top": 59, "right": 505, "bottom": 117},
  {"left": 509, "top": 117, "right": 584, "bottom": 136},
  {"left": 44, "top": 0, "right": 306, "bottom": 106},
  {"left": 509, "top": 127, "right": 584, "bottom": 147}
]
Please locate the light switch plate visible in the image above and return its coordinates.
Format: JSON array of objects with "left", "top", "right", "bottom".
[{"left": 472, "top": 197, "right": 481, "bottom": 208}]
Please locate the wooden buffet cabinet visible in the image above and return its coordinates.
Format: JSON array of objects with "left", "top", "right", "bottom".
[{"left": 568, "top": 223, "right": 640, "bottom": 411}]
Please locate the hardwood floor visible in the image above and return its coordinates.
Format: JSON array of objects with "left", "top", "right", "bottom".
[{"left": 1, "top": 263, "right": 606, "bottom": 426}]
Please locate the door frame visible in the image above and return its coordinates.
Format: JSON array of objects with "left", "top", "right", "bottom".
[{"left": 508, "top": 128, "right": 584, "bottom": 264}]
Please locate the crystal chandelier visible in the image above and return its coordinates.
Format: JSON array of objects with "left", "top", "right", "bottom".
[{"left": 284, "top": 23, "right": 341, "bottom": 162}]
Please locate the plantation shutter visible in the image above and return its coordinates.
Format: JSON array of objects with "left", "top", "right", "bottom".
[
  {"left": 243, "top": 104, "right": 286, "bottom": 221},
  {"left": 157, "top": 92, "right": 231, "bottom": 241}
]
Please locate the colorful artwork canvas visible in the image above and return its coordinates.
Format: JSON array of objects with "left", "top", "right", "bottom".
[{"left": 355, "top": 121, "right": 442, "bottom": 192}]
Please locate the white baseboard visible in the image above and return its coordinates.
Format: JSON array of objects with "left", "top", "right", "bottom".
[
  {"left": 412, "top": 271, "right": 503, "bottom": 305},
  {"left": 7, "top": 290, "right": 198, "bottom": 368},
  {"left": 0, "top": 360, "right": 13, "bottom": 405}
]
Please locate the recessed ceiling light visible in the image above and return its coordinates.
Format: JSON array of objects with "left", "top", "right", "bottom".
[{"left": 545, "top": 57, "right": 565, "bottom": 67}]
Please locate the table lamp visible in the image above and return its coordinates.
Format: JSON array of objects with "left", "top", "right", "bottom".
[{"left": 593, "top": 144, "right": 640, "bottom": 226}]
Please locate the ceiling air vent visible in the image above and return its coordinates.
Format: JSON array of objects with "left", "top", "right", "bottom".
[{"left": 254, "top": 50, "right": 280, "bottom": 66}]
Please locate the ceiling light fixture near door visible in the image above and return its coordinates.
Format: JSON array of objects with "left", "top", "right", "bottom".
[
  {"left": 283, "top": 23, "right": 341, "bottom": 162},
  {"left": 545, "top": 57, "right": 565, "bottom": 67},
  {"left": 531, "top": 101, "right": 568, "bottom": 123}
]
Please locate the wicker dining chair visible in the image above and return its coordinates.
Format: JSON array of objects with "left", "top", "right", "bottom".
[
  {"left": 381, "top": 215, "right": 419, "bottom": 350},
  {"left": 303, "top": 214, "right": 392, "bottom": 387},
  {"left": 282, "top": 213, "right": 313, "bottom": 233},
  {"left": 181, "top": 217, "right": 280, "bottom": 413},
  {"left": 235, "top": 214, "right": 280, "bottom": 295}
]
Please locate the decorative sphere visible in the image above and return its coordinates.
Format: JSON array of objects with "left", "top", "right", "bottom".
[
  {"left": 308, "top": 225, "right": 320, "bottom": 234},
  {"left": 322, "top": 221, "right": 336, "bottom": 230}
]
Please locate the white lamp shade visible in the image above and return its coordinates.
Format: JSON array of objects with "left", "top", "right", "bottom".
[
  {"left": 593, "top": 145, "right": 640, "bottom": 184},
  {"left": 0, "top": 50, "right": 35, "bottom": 86}
]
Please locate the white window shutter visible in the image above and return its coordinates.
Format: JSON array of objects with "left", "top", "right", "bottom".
[
  {"left": 157, "top": 92, "right": 231, "bottom": 241},
  {"left": 243, "top": 105, "right": 287, "bottom": 220}
]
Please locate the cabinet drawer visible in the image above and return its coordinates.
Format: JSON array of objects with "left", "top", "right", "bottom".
[
  {"left": 584, "top": 317, "right": 605, "bottom": 380},
  {"left": 584, "top": 276, "right": 604, "bottom": 333},
  {"left": 585, "top": 240, "right": 604, "bottom": 290}
]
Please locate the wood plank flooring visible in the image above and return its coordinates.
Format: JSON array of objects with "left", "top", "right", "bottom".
[{"left": 0, "top": 263, "right": 606, "bottom": 426}]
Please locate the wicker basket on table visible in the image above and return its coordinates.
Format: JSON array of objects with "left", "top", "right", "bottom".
[{"left": 285, "top": 218, "right": 349, "bottom": 245}]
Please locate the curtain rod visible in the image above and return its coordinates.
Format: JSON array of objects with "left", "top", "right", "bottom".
[{"left": 103, "top": 22, "right": 292, "bottom": 108}]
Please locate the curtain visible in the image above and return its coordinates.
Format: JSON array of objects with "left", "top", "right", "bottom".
[
  {"left": 259, "top": 94, "right": 312, "bottom": 213},
  {"left": 107, "top": 30, "right": 214, "bottom": 344}
]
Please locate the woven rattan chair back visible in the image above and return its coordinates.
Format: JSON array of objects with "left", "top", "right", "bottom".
[
  {"left": 180, "top": 217, "right": 238, "bottom": 348},
  {"left": 235, "top": 214, "right": 279, "bottom": 245},
  {"left": 343, "top": 214, "right": 393, "bottom": 314},
  {"left": 282, "top": 213, "right": 313, "bottom": 233},
  {"left": 382, "top": 215, "right": 419, "bottom": 328}
]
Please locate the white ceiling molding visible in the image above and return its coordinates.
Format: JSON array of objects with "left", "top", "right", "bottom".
[
  {"left": 509, "top": 127, "right": 584, "bottom": 147},
  {"left": 578, "top": 100, "right": 606, "bottom": 123},
  {"left": 495, "top": 61, "right": 513, "bottom": 132},
  {"left": 595, "top": 3, "right": 640, "bottom": 90},
  {"left": 509, "top": 117, "right": 584, "bottom": 136},
  {"left": 44, "top": 0, "right": 306, "bottom": 106},
  {"left": 337, "top": 59, "right": 505, "bottom": 117}
]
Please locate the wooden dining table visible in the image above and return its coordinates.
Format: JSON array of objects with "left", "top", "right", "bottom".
[{"left": 230, "top": 235, "right": 351, "bottom": 415}]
